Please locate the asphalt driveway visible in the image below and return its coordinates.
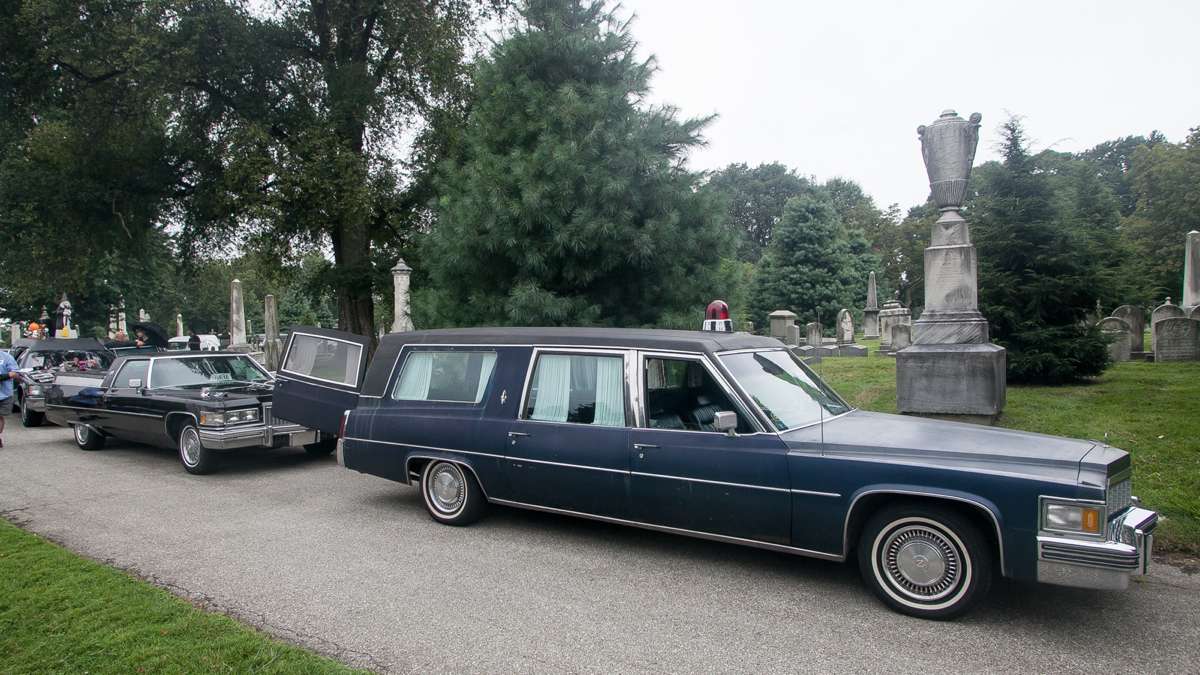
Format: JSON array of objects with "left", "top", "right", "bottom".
[{"left": 2, "top": 421, "right": 1198, "bottom": 673}]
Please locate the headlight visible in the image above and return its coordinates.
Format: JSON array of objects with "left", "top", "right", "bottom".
[
  {"left": 28, "top": 385, "right": 43, "bottom": 396},
  {"left": 226, "top": 408, "right": 259, "bottom": 424},
  {"left": 1043, "top": 501, "right": 1103, "bottom": 535},
  {"left": 199, "top": 411, "right": 225, "bottom": 427}
]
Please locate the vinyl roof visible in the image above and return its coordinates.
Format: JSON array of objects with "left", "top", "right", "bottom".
[{"left": 378, "top": 326, "right": 782, "bottom": 354}]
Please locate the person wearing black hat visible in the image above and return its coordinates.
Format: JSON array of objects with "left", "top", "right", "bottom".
[{"left": 187, "top": 333, "right": 201, "bottom": 351}]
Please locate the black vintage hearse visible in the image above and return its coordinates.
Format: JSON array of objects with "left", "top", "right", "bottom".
[
  {"left": 271, "top": 326, "right": 1158, "bottom": 619},
  {"left": 45, "top": 352, "right": 325, "bottom": 474}
]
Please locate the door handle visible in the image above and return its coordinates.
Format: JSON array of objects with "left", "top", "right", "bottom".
[
  {"left": 633, "top": 443, "right": 658, "bottom": 450},
  {"left": 508, "top": 431, "right": 530, "bottom": 438}
]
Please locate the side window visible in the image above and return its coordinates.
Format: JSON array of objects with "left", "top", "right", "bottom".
[
  {"left": 643, "top": 356, "right": 752, "bottom": 433},
  {"left": 392, "top": 351, "right": 497, "bottom": 404},
  {"left": 522, "top": 353, "right": 627, "bottom": 427},
  {"left": 281, "top": 334, "right": 362, "bottom": 387},
  {"left": 113, "top": 361, "right": 149, "bottom": 389}
]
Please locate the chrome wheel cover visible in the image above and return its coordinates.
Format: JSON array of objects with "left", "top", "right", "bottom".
[
  {"left": 180, "top": 428, "right": 201, "bottom": 467},
  {"left": 74, "top": 424, "right": 87, "bottom": 445},
  {"left": 427, "top": 463, "right": 466, "bottom": 515},
  {"left": 872, "top": 517, "right": 971, "bottom": 609}
]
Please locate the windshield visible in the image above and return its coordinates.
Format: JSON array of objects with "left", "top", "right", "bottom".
[
  {"left": 719, "top": 350, "right": 851, "bottom": 431},
  {"left": 151, "top": 355, "right": 271, "bottom": 388},
  {"left": 27, "top": 350, "right": 113, "bottom": 372}
]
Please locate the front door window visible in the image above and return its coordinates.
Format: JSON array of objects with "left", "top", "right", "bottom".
[{"left": 643, "top": 356, "right": 753, "bottom": 433}]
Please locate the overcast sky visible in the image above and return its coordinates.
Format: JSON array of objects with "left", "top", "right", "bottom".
[{"left": 620, "top": 0, "right": 1200, "bottom": 210}]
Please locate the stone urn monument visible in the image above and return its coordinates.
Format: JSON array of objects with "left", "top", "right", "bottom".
[{"left": 897, "top": 110, "right": 1006, "bottom": 422}]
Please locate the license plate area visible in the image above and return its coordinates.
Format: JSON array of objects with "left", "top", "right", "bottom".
[{"left": 289, "top": 429, "right": 318, "bottom": 447}]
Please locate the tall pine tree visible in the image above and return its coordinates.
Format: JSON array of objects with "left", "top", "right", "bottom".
[
  {"left": 971, "top": 119, "right": 1110, "bottom": 383},
  {"left": 420, "top": 0, "right": 726, "bottom": 327}
]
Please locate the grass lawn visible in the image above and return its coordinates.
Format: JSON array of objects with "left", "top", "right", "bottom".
[
  {"left": 0, "top": 519, "right": 362, "bottom": 675},
  {"left": 814, "top": 339, "right": 1200, "bottom": 554}
]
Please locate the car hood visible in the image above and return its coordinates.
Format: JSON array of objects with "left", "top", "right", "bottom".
[
  {"left": 153, "top": 385, "right": 272, "bottom": 405},
  {"left": 782, "top": 410, "right": 1127, "bottom": 486}
]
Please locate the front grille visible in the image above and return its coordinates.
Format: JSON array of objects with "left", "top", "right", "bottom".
[{"left": 1107, "top": 479, "right": 1132, "bottom": 518}]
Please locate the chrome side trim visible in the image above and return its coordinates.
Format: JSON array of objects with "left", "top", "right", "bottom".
[
  {"left": 515, "top": 456, "right": 628, "bottom": 475},
  {"left": 630, "top": 470, "right": 788, "bottom": 493},
  {"left": 342, "top": 436, "right": 506, "bottom": 460},
  {"left": 46, "top": 404, "right": 163, "bottom": 419},
  {"left": 842, "top": 489, "right": 1007, "bottom": 577},
  {"left": 487, "top": 497, "right": 844, "bottom": 561},
  {"left": 791, "top": 488, "right": 842, "bottom": 498}
]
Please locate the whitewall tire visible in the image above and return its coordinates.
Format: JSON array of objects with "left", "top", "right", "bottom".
[
  {"left": 857, "top": 503, "right": 992, "bottom": 619},
  {"left": 420, "top": 461, "right": 486, "bottom": 526}
]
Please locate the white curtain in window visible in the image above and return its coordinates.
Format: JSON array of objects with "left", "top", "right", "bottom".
[
  {"left": 286, "top": 336, "right": 319, "bottom": 374},
  {"left": 473, "top": 353, "right": 497, "bottom": 402},
  {"left": 394, "top": 352, "right": 434, "bottom": 400},
  {"left": 592, "top": 356, "right": 625, "bottom": 427},
  {"left": 646, "top": 358, "right": 666, "bottom": 390},
  {"left": 530, "top": 355, "right": 571, "bottom": 422}
]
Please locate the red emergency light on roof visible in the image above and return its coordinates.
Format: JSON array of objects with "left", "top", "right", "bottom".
[{"left": 705, "top": 300, "right": 730, "bottom": 321}]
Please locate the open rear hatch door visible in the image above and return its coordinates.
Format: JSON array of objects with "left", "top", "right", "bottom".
[{"left": 271, "top": 326, "right": 370, "bottom": 436}]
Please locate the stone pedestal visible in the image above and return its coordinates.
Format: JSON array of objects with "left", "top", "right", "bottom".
[
  {"left": 863, "top": 271, "right": 880, "bottom": 339},
  {"left": 10, "top": 324, "right": 19, "bottom": 346},
  {"left": 897, "top": 344, "right": 1006, "bottom": 420},
  {"left": 1184, "top": 230, "right": 1200, "bottom": 313},
  {"left": 896, "top": 109, "right": 1005, "bottom": 421},
  {"left": 769, "top": 310, "right": 798, "bottom": 342},
  {"left": 878, "top": 298, "right": 911, "bottom": 352},
  {"left": 886, "top": 324, "right": 912, "bottom": 357},
  {"left": 391, "top": 259, "right": 414, "bottom": 333}
]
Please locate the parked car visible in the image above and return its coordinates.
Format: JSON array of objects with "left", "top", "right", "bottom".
[
  {"left": 270, "top": 326, "right": 1158, "bottom": 619},
  {"left": 13, "top": 338, "right": 114, "bottom": 427},
  {"left": 166, "top": 335, "right": 221, "bottom": 351},
  {"left": 43, "top": 351, "right": 327, "bottom": 474}
]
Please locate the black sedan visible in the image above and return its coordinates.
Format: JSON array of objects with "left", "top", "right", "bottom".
[
  {"left": 44, "top": 352, "right": 327, "bottom": 474},
  {"left": 13, "top": 338, "right": 114, "bottom": 427}
]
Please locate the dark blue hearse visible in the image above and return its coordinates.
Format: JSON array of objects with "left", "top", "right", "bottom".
[{"left": 270, "top": 326, "right": 1158, "bottom": 619}]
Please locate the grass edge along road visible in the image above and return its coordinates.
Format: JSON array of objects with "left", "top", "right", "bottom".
[
  {"left": 0, "top": 519, "right": 363, "bottom": 675},
  {"left": 817, "top": 342, "right": 1200, "bottom": 555}
]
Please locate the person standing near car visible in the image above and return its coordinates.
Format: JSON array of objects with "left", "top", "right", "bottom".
[{"left": 0, "top": 348, "right": 18, "bottom": 447}]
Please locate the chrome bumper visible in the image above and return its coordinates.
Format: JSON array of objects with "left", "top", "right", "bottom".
[
  {"left": 24, "top": 396, "right": 46, "bottom": 412},
  {"left": 198, "top": 422, "right": 316, "bottom": 451},
  {"left": 1036, "top": 507, "right": 1158, "bottom": 590}
]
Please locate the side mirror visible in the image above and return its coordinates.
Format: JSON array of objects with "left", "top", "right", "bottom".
[{"left": 713, "top": 411, "right": 738, "bottom": 436}]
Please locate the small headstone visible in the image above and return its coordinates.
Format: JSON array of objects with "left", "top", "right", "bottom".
[
  {"left": 1154, "top": 317, "right": 1200, "bottom": 362},
  {"left": 1111, "top": 305, "right": 1145, "bottom": 355},
  {"left": 838, "top": 345, "right": 868, "bottom": 358},
  {"left": 805, "top": 321, "right": 822, "bottom": 348},
  {"left": 786, "top": 324, "right": 800, "bottom": 346},
  {"left": 1190, "top": 305, "right": 1200, "bottom": 320},
  {"left": 769, "top": 310, "right": 798, "bottom": 341},
  {"left": 836, "top": 309, "right": 854, "bottom": 345},
  {"left": 889, "top": 323, "right": 912, "bottom": 355},
  {"left": 1151, "top": 298, "right": 1185, "bottom": 353},
  {"left": 1097, "top": 316, "right": 1131, "bottom": 362}
]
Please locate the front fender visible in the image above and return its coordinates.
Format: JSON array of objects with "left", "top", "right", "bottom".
[{"left": 842, "top": 484, "right": 1008, "bottom": 576}]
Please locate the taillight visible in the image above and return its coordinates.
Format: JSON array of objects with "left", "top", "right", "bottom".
[{"left": 338, "top": 409, "right": 350, "bottom": 438}]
